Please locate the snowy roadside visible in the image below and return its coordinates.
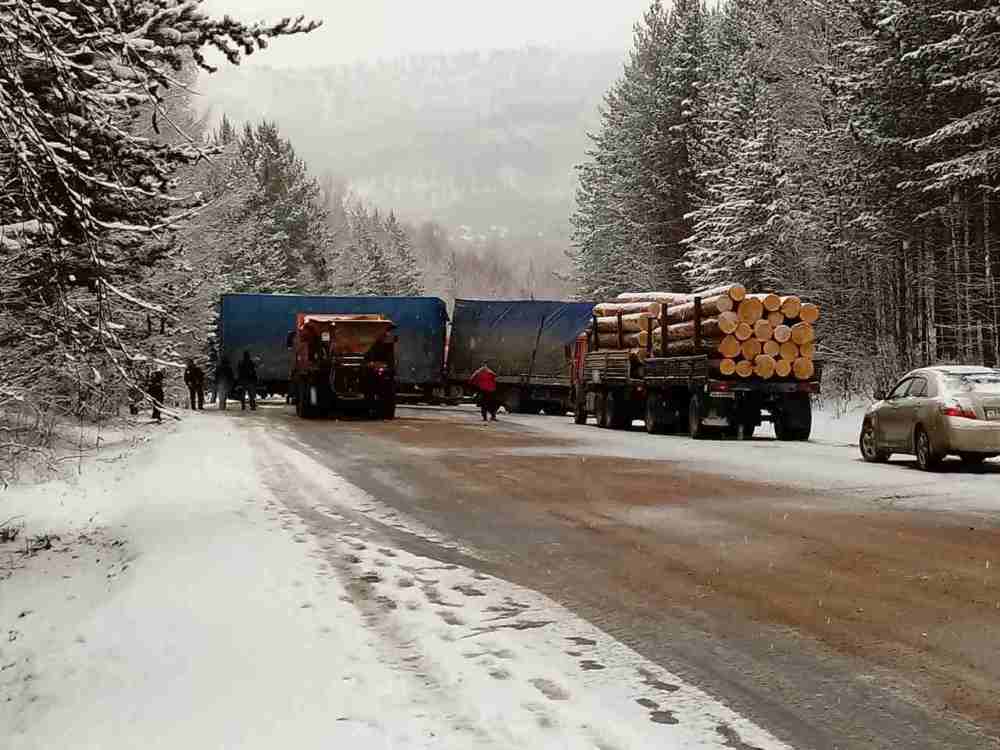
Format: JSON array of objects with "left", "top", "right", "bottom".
[{"left": 2, "top": 414, "right": 792, "bottom": 749}]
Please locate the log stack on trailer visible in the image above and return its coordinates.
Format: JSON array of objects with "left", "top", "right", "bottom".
[
  {"left": 588, "top": 284, "right": 820, "bottom": 383},
  {"left": 573, "top": 283, "right": 822, "bottom": 440}
]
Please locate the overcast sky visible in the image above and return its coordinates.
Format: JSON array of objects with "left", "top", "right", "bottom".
[{"left": 204, "top": 0, "right": 651, "bottom": 67}]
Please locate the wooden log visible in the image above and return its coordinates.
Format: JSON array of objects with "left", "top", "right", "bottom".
[
  {"left": 774, "top": 358, "right": 792, "bottom": 378},
  {"left": 693, "top": 283, "right": 747, "bottom": 302},
  {"left": 718, "top": 335, "right": 741, "bottom": 358},
  {"left": 595, "top": 313, "right": 654, "bottom": 333},
  {"left": 665, "top": 294, "right": 734, "bottom": 323},
  {"left": 779, "top": 341, "right": 799, "bottom": 361},
  {"left": 735, "top": 360, "right": 754, "bottom": 378},
  {"left": 799, "top": 341, "right": 816, "bottom": 359},
  {"left": 717, "top": 311, "right": 740, "bottom": 334},
  {"left": 597, "top": 331, "right": 643, "bottom": 348},
  {"left": 663, "top": 338, "right": 722, "bottom": 355},
  {"left": 593, "top": 301, "right": 662, "bottom": 317},
  {"left": 748, "top": 293, "right": 781, "bottom": 312},
  {"left": 799, "top": 302, "right": 820, "bottom": 324},
  {"left": 737, "top": 297, "right": 764, "bottom": 324},
  {"left": 790, "top": 321, "right": 815, "bottom": 346},
  {"left": 734, "top": 322, "right": 754, "bottom": 341},
  {"left": 773, "top": 324, "right": 792, "bottom": 343},
  {"left": 767, "top": 311, "right": 785, "bottom": 327},
  {"left": 741, "top": 338, "right": 763, "bottom": 360},
  {"left": 753, "top": 319, "right": 773, "bottom": 342},
  {"left": 763, "top": 340, "right": 780, "bottom": 357},
  {"left": 665, "top": 317, "right": 732, "bottom": 341},
  {"left": 616, "top": 291, "right": 691, "bottom": 304},
  {"left": 793, "top": 357, "right": 816, "bottom": 380},
  {"left": 754, "top": 354, "right": 776, "bottom": 379},
  {"left": 780, "top": 295, "right": 801, "bottom": 318},
  {"left": 710, "top": 358, "right": 737, "bottom": 376}
]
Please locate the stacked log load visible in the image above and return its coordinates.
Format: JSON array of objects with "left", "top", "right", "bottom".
[{"left": 589, "top": 284, "right": 819, "bottom": 380}]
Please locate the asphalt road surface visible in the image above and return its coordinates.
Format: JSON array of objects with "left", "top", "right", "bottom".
[{"left": 240, "top": 402, "right": 1000, "bottom": 750}]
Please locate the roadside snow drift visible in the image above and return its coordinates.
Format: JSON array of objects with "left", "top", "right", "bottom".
[{"left": 1, "top": 413, "right": 791, "bottom": 749}]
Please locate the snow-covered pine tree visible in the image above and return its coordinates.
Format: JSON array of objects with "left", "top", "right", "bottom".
[
  {"left": 384, "top": 212, "right": 425, "bottom": 296},
  {"left": 0, "top": 0, "right": 319, "bottom": 425}
]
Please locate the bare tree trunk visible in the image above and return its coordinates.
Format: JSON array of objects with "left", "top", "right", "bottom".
[{"left": 924, "top": 235, "right": 937, "bottom": 363}]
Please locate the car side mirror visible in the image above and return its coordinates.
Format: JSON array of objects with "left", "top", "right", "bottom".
[{"left": 874, "top": 390, "right": 886, "bottom": 401}]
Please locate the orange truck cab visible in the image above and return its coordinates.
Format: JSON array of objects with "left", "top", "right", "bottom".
[{"left": 288, "top": 313, "right": 397, "bottom": 419}]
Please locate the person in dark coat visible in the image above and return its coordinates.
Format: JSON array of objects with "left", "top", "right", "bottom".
[
  {"left": 237, "top": 351, "right": 257, "bottom": 411},
  {"left": 148, "top": 370, "right": 165, "bottom": 423},
  {"left": 469, "top": 361, "right": 498, "bottom": 422},
  {"left": 215, "top": 359, "right": 235, "bottom": 408},
  {"left": 183, "top": 358, "right": 205, "bottom": 410}
]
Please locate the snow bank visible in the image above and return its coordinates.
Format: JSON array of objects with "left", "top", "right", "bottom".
[{"left": 2, "top": 414, "right": 790, "bottom": 749}]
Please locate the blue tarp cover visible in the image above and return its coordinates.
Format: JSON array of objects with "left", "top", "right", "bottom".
[
  {"left": 448, "top": 299, "right": 595, "bottom": 380},
  {"left": 220, "top": 294, "right": 448, "bottom": 386}
]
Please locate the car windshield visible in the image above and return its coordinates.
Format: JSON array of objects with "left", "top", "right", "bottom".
[{"left": 941, "top": 371, "right": 1000, "bottom": 395}]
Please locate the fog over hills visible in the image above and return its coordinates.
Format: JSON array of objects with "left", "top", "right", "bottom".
[{"left": 198, "top": 47, "right": 622, "bottom": 274}]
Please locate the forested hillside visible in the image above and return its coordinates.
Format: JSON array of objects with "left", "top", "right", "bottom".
[
  {"left": 198, "top": 47, "right": 621, "bottom": 296},
  {"left": 574, "top": 0, "right": 1000, "bottom": 392}
]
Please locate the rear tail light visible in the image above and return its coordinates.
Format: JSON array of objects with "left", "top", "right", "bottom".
[
  {"left": 940, "top": 401, "right": 977, "bottom": 419},
  {"left": 709, "top": 382, "right": 730, "bottom": 392}
]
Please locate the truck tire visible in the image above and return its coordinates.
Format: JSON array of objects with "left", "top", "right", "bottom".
[
  {"left": 573, "top": 394, "right": 587, "bottom": 425},
  {"left": 688, "top": 394, "right": 709, "bottom": 440},
  {"left": 380, "top": 395, "right": 397, "bottom": 420},
  {"left": 606, "top": 390, "right": 629, "bottom": 429},
  {"left": 645, "top": 393, "right": 666, "bottom": 434},
  {"left": 774, "top": 394, "right": 811, "bottom": 441},
  {"left": 594, "top": 392, "right": 609, "bottom": 429}
]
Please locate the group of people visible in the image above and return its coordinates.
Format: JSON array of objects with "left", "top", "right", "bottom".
[
  {"left": 136, "top": 353, "right": 499, "bottom": 424},
  {"left": 138, "top": 351, "right": 260, "bottom": 422}
]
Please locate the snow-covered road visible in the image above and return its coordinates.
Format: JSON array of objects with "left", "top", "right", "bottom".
[{"left": 1, "top": 415, "right": 791, "bottom": 749}]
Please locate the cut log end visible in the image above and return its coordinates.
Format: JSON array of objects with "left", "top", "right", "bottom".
[
  {"left": 767, "top": 311, "right": 785, "bottom": 327},
  {"left": 718, "top": 335, "right": 741, "bottom": 359},
  {"left": 737, "top": 297, "right": 764, "bottom": 324},
  {"left": 773, "top": 324, "right": 792, "bottom": 343},
  {"left": 799, "top": 303, "right": 820, "bottom": 324},
  {"left": 754, "top": 354, "right": 776, "bottom": 379},
  {"left": 793, "top": 357, "right": 816, "bottom": 381},
  {"left": 741, "top": 338, "right": 763, "bottom": 360},
  {"left": 753, "top": 319, "right": 773, "bottom": 342},
  {"left": 780, "top": 295, "right": 801, "bottom": 318},
  {"left": 779, "top": 341, "right": 799, "bottom": 361},
  {"left": 791, "top": 321, "right": 815, "bottom": 346},
  {"left": 735, "top": 360, "right": 754, "bottom": 378},
  {"left": 734, "top": 322, "right": 754, "bottom": 342},
  {"left": 775, "top": 358, "right": 792, "bottom": 378},
  {"left": 749, "top": 293, "right": 781, "bottom": 312},
  {"left": 763, "top": 340, "right": 780, "bottom": 357}
]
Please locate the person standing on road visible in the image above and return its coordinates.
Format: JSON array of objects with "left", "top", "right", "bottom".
[
  {"left": 147, "top": 370, "right": 165, "bottom": 423},
  {"left": 184, "top": 358, "right": 205, "bottom": 410},
  {"left": 469, "top": 361, "right": 498, "bottom": 422},
  {"left": 237, "top": 351, "right": 258, "bottom": 411},
  {"left": 215, "top": 358, "right": 235, "bottom": 409}
]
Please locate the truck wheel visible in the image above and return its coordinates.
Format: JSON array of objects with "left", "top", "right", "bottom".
[
  {"left": 504, "top": 388, "right": 522, "bottom": 415},
  {"left": 605, "top": 390, "right": 623, "bottom": 429},
  {"left": 645, "top": 394, "right": 666, "bottom": 434},
  {"left": 595, "top": 392, "right": 609, "bottom": 428},
  {"left": 688, "top": 394, "right": 708, "bottom": 439},
  {"left": 573, "top": 394, "right": 587, "bottom": 424},
  {"left": 380, "top": 395, "right": 397, "bottom": 420},
  {"left": 775, "top": 394, "right": 811, "bottom": 441}
]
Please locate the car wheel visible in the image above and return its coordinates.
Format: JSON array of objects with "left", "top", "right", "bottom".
[
  {"left": 860, "top": 422, "right": 891, "bottom": 463},
  {"left": 915, "top": 427, "right": 942, "bottom": 471}
]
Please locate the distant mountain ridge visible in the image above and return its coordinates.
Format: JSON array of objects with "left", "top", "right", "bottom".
[{"left": 198, "top": 47, "right": 622, "bottom": 249}]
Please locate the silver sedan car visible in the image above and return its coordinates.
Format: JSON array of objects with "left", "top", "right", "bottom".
[{"left": 860, "top": 365, "right": 1000, "bottom": 470}]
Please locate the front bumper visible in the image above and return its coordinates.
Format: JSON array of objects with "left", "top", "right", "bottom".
[{"left": 941, "top": 417, "right": 1000, "bottom": 454}]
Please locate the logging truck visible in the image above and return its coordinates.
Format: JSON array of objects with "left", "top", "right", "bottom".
[{"left": 571, "top": 294, "right": 821, "bottom": 440}]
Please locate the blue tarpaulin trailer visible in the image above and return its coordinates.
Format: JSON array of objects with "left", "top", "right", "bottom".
[
  {"left": 218, "top": 294, "right": 449, "bottom": 397},
  {"left": 447, "top": 299, "right": 595, "bottom": 414}
]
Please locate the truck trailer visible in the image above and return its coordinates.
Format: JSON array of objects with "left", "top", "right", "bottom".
[
  {"left": 216, "top": 293, "right": 449, "bottom": 401},
  {"left": 572, "top": 297, "right": 821, "bottom": 439},
  {"left": 447, "top": 299, "right": 596, "bottom": 415}
]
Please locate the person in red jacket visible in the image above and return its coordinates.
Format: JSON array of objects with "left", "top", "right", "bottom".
[{"left": 469, "top": 361, "right": 498, "bottom": 422}]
